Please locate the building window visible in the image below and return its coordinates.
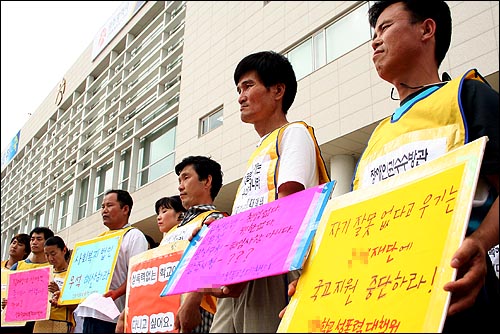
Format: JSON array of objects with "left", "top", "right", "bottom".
[
  {"left": 325, "top": 2, "right": 371, "bottom": 62},
  {"left": 313, "top": 31, "right": 326, "bottom": 69},
  {"left": 33, "top": 210, "right": 45, "bottom": 228},
  {"left": 2, "top": 234, "right": 8, "bottom": 259},
  {"left": 57, "top": 190, "right": 74, "bottom": 231},
  {"left": 286, "top": 2, "right": 371, "bottom": 80},
  {"left": 26, "top": 218, "right": 35, "bottom": 235},
  {"left": 78, "top": 177, "right": 89, "bottom": 220},
  {"left": 46, "top": 202, "right": 55, "bottom": 231},
  {"left": 137, "top": 118, "right": 177, "bottom": 188},
  {"left": 288, "top": 39, "right": 313, "bottom": 80},
  {"left": 119, "top": 149, "right": 131, "bottom": 191},
  {"left": 199, "top": 106, "right": 223, "bottom": 136},
  {"left": 94, "top": 162, "right": 113, "bottom": 211}
]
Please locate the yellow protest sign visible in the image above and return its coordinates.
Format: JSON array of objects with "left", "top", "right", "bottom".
[{"left": 278, "top": 137, "right": 487, "bottom": 333}]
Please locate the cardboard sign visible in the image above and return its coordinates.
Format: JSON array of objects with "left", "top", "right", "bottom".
[
  {"left": 59, "top": 232, "right": 122, "bottom": 305},
  {"left": 5, "top": 266, "right": 51, "bottom": 322},
  {"left": 124, "top": 241, "right": 187, "bottom": 333},
  {"left": 162, "top": 182, "right": 335, "bottom": 296},
  {"left": 278, "top": 137, "right": 487, "bottom": 333},
  {"left": 1, "top": 268, "right": 26, "bottom": 326}
]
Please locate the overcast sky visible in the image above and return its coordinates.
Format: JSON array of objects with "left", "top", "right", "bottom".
[{"left": 1, "top": 1, "right": 122, "bottom": 153}]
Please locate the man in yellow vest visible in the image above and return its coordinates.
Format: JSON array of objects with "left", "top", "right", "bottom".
[
  {"left": 6, "top": 227, "right": 54, "bottom": 333},
  {"left": 1, "top": 233, "right": 31, "bottom": 270},
  {"left": 10, "top": 227, "right": 54, "bottom": 271},
  {"left": 79, "top": 190, "right": 148, "bottom": 333},
  {"left": 115, "top": 156, "right": 225, "bottom": 333},
  {"left": 209, "top": 51, "right": 330, "bottom": 333},
  {"left": 349, "top": 1, "right": 499, "bottom": 332},
  {"left": 173, "top": 155, "right": 227, "bottom": 333},
  {"left": 283, "top": 2, "right": 498, "bottom": 332}
]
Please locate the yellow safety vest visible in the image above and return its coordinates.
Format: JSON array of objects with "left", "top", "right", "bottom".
[
  {"left": 353, "top": 69, "right": 486, "bottom": 190},
  {"left": 232, "top": 121, "right": 330, "bottom": 214},
  {"left": 50, "top": 270, "right": 76, "bottom": 326},
  {"left": 15, "top": 259, "right": 50, "bottom": 271},
  {"left": 98, "top": 225, "right": 134, "bottom": 237}
]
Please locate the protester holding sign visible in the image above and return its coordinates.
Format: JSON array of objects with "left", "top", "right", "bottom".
[
  {"left": 114, "top": 195, "right": 187, "bottom": 333},
  {"left": 282, "top": 1, "right": 499, "bottom": 332},
  {"left": 207, "top": 51, "right": 329, "bottom": 333},
  {"left": 32, "top": 236, "right": 75, "bottom": 333},
  {"left": 1, "top": 234, "right": 31, "bottom": 333},
  {"left": 173, "top": 156, "right": 227, "bottom": 333},
  {"left": 78, "top": 189, "right": 148, "bottom": 333},
  {"left": 356, "top": 2, "right": 499, "bottom": 332},
  {"left": 1, "top": 233, "right": 32, "bottom": 306},
  {"left": 117, "top": 157, "right": 227, "bottom": 333},
  {"left": 157, "top": 195, "right": 187, "bottom": 246},
  {"left": 6, "top": 227, "right": 54, "bottom": 334}
]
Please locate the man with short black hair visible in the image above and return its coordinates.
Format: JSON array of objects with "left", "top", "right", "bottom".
[
  {"left": 355, "top": 1, "right": 498, "bottom": 332},
  {"left": 80, "top": 189, "right": 148, "bottom": 333},
  {"left": 173, "top": 155, "right": 227, "bottom": 333}
]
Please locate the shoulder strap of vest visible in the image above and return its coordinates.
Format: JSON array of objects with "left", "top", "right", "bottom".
[
  {"left": 14, "top": 260, "right": 26, "bottom": 270},
  {"left": 98, "top": 225, "right": 134, "bottom": 237},
  {"left": 276, "top": 121, "right": 330, "bottom": 185},
  {"left": 463, "top": 68, "right": 489, "bottom": 86},
  {"left": 199, "top": 210, "right": 229, "bottom": 225},
  {"left": 123, "top": 226, "right": 135, "bottom": 235}
]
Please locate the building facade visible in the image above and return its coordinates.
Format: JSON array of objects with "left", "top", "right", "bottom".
[{"left": 1, "top": 1, "right": 499, "bottom": 254}]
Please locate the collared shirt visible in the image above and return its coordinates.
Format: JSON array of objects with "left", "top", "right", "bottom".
[{"left": 178, "top": 204, "right": 225, "bottom": 227}]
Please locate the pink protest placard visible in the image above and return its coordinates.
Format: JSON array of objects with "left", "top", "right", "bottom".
[
  {"left": 5, "top": 266, "right": 51, "bottom": 322},
  {"left": 161, "top": 182, "right": 335, "bottom": 297}
]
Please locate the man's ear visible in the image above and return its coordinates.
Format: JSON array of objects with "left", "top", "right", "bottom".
[
  {"left": 421, "top": 18, "right": 436, "bottom": 42},
  {"left": 123, "top": 204, "right": 130, "bottom": 216},
  {"left": 205, "top": 175, "right": 213, "bottom": 189},
  {"left": 274, "top": 83, "right": 285, "bottom": 100}
]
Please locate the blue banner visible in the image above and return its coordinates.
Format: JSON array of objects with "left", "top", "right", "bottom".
[{"left": 1, "top": 131, "right": 20, "bottom": 169}]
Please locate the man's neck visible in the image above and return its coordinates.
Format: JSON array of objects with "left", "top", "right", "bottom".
[
  {"left": 108, "top": 222, "right": 129, "bottom": 231},
  {"left": 393, "top": 71, "right": 441, "bottom": 102},
  {"left": 30, "top": 252, "right": 48, "bottom": 264},
  {"left": 179, "top": 203, "right": 217, "bottom": 227},
  {"left": 187, "top": 203, "right": 214, "bottom": 209},
  {"left": 253, "top": 113, "right": 288, "bottom": 137},
  {"left": 6, "top": 257, "right": 19, "bottom": 268}
]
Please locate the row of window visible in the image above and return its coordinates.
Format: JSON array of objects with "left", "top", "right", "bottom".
[
  {"left": 6, "top": 2, "right": 372, "bottom": 238},
  {"left": 1, "top": 2, "right": 186, "bottom": 235},
  {"left": 287, "top": 2, "right": 371, "bottom": 80},
  {"left": 199, "top": 2, "right": 371, "bottom": 136},
  {"left": 22, "top": 117, "right": 179, "bottom": 235}
]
